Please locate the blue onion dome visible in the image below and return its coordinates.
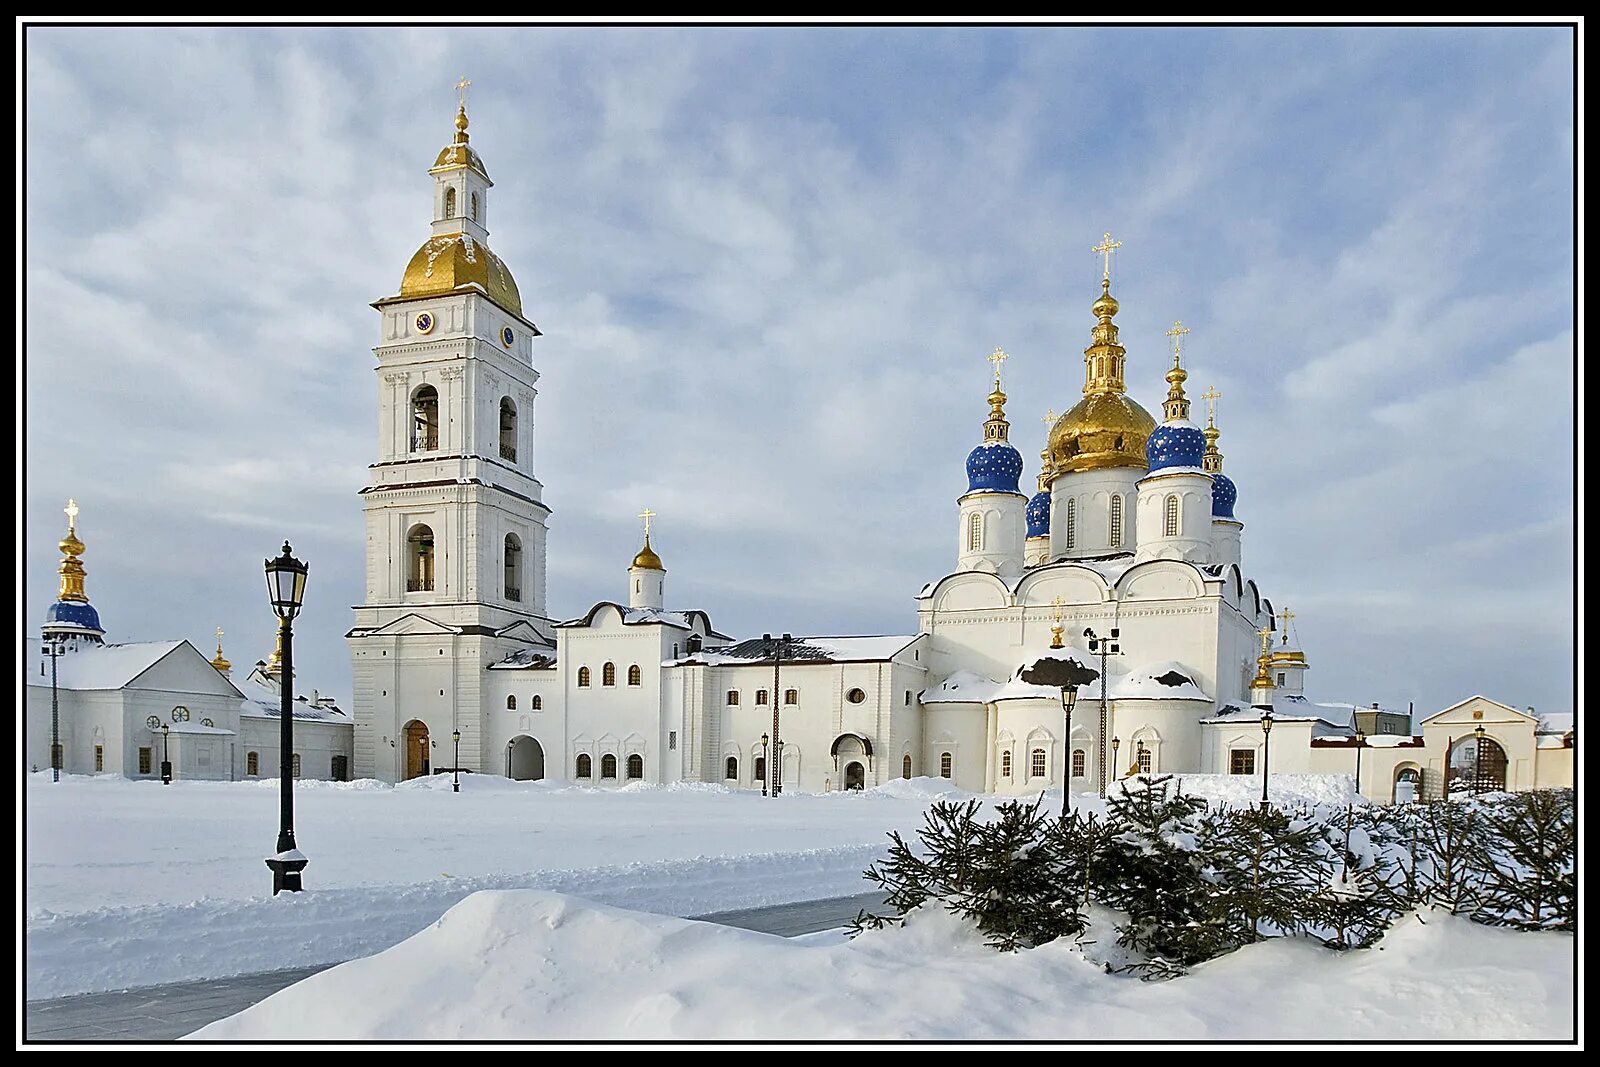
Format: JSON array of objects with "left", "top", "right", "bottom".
[
  {"left": 1146, "top": 421, "right": 1207, "bottom": 470},
  {"left": 1211, "top": 472, "right": 1237, "bottom": 518},
  {"left": 45, "top": 598, "right": 102, "bottom": 633},
  {"left": 966, "top": 440, "right": 1024, "bottom": 493},
  {"left": 1026, "top": 490, "right": 1051, "bottom": 537}
]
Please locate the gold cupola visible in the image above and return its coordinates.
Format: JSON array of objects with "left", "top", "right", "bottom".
[
  {"left": 57, "top": 499, "right": 89, "bottom": 603},
  {"left": 1047, "top": 275, "right": 1157, "bottom": 475},
  {"left": 210, "top": 627, "right": 232, "bottom": 676},
  {"left": 632, "top": 537, "right": 665, "bottom": 572}
]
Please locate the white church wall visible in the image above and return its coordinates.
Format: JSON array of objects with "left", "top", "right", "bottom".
[
  {"left": 1050, "top": 467, "right": 1141, "bottom": 559},
  {"left": 923, "top": 703, "right": 987, "bottom": 792}
]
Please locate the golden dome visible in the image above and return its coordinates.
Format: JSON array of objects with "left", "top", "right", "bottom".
[
  {"left": 631, "top": 538, "right": 664, "bottom": 572},
  {"left": 398, "top": 234, "right": 523, "bottom": 318},
  {"left": 1049, "top": 391, "right": 1156, "bottom": 473}
]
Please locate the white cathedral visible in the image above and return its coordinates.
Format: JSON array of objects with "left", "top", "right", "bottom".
[{"left": 31, "top": 96, "right": 1573, "bottom": 803}]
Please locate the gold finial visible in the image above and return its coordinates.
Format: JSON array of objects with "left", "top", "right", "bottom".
[
  {"left": 57, "top": 499, "right": 89, "bottom": 603},
  {"left": 982, "top": 352, "right": 1011, "bottom": 443},
  {"left": 65, "top": 498, "right": 79, "bottom": 534},
  {"left": 1276, "top": 608, "right": 1296, "bottom": 647},
  {"left": 455, "top": 74, "right": 472, "bottom": 110},
  {"left": 1092, "top": 232, "right": 1123, "bottom": 282},
  {"left": 1162, "top": 322, "right": 1191, "bottom": 421},
  {"left": 632, "top": 508, "right": 665, "bottom": 571},
  {"left": 988, "top": 346, "right": 1009, "bottom": 388},
  {"left": 1200, "top": 386, "right": 1224, "bottom": 473},
  {"left": 638, "top": 507, "right": 656, "bottom": 540},
  {"left": 210, "top": 627, "right": 232, "bottom": 676},
  {"left": 1165, "top": 320, "right": 1190, "bottom": 364},
  {"left": 1252, "top": 626, "right": 1276, "bottom": 690},
  {"left": 266, "top": 623, "right": 283, "bottom": 674},
  {"left": 1041, "top": 408, "right": 1056, "bottom": 431},
  {"left": 1200, "top": 385, "right": 1222, "bottom": 428},
  {"left": 1050, "top": 596, "right": 1065, "bottom": 649}
]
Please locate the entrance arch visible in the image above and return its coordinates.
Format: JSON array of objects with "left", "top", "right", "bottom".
[
  {"left": 1448, "top": 734, "right": 1508, "bottom": 794},
  {"left": 1393, "top": 764, "right": 1421, "bottom": 804},
  {"left": 403, "top": 720, "right": 430, "bottom": 780},
  {"left": 508, "top": 735, "right": 545, "bottom": 781},
  {"left": 844, "top": 761, "right": 866, "bottom": 791}
]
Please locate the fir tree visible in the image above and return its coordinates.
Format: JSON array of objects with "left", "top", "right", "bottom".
[
  {"left": 1312, "top": 807, "right": 1403, "bottom": 950},
  {"left": 1198, "top": 804, "right": 1328, "bottom": 946},
  {"left": 1470, "top": 789, "right": 1574, "bottom": 930},
  {"left": 1411, "top": 798, "right": 1484, "bottom": 915}
]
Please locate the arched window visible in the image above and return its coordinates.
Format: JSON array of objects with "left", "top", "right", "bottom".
[
  {"left": 756, "top": 689, "right": 769, "bottom": 706},
  {"left": 246, "top": 751, "right": 259, "bottom": 776},
  {"left": 754, "top": 756, "right": 766, "bottom": 785},
  {"left": 531, "top": 694, "right": 542, "bottom": 710},
  {"left": 1164, "top": 494, "right": 1180, "bottom": 537},
  {"left": 967, "top": 511, "right": 983, "bottom": 552},
  {"left": 576, "top": 754, "right": 592, "bottom": 778},
  {"left": 628, "top": 664, "right": 642, "bottom": 686},
  {"left": 1031, "top": 749, "right": 1047, "bottom": 778},
  {"left": 443, "top": 186, "right": 457, "bottom": 219},
  {"left": 577, "top": 666, "right": 591, "bottom": 688},
  {"left": 291, "top": 753, "right": 302, "bottom": 779},
  {"left": 1138, "top": 747, "right": 1153, "bottom": 774},
  {"left": 940, "top": 752, "right": 953, "bottom": 778},
  {"left": 1072, "top": 749, "right": 1086, "bottom": 778},
  {"left": 1109, "top": 495, "right": 1123, "bottom": 548},
  {"left": 601, "top": 754, "right": 618, "bottom": 779},
  {"left": 902, "top": 754, "right": 912, "bottom": 779},
  {"left": 784, "top": 689, "right": 798, "bottom": 705},
  {"left": 407, "top": 524, "right": 435, "bottom": 592},
  {"left": 627, "top": 754, "right": 644, "bottom": 780},
  {"left": 499, "top": 397, "right": 517, "bottom": 461},
  {"left": 504, "top": 533, "right": 522, "bottom": 602},
  {"left": 1066, "top": 499, "right": 1076, "bottom": 549},
  {"left": 602, "top": 662, "right": 616, "bottom": 687},
  {"left": 411, "top": 385, "right": 439, "bottom": 451},
  {"left": 725, "top": 756, "right": 738, "bottom": 780},
  {"left": 470, "top": 191, "right": 480, "bottom": 222},
  {"left": 506, "top": 695, "right": 517, "bottom": 710},
  {"left": 1001, "top": 751, "right": 1012, "bottom": 777},
  {"left": 727, "top": 690, "right": 740, "bottom": 706}
]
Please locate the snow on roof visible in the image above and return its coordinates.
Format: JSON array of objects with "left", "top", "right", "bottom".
[
  {"left": 1108, "top": 661, "right": 1211, "bottom": 702},
  {"left": 1203, "top": 695, "right": 1350, "bottom": 729},
  {"left": 919, "top": 669, "right": 1003, "bottom": 704},
  {"left": 675, "top": 635, "right": 919, "bottom": 667},
  {"left": 24, "top": 639, "right": 189, "bottom": 691},
  {"left": 558, "top": 603, "right": 730, "bottom": 639},
  {"left": 238, "top": 669, "right": 350, "bottom": 723},
  {"left": 924, "top": 656, "right": 1210, "bottom": 706},
  {"left": 161, "top": 720, "right": 237, "bottom": 736},
  {"left": 489, "top": 648, "right": 558, "bottom": 670}
]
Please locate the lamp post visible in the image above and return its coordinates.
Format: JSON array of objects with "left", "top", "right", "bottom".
[
  {"left": 263, "top": 541, "right": 309, "bottom": 895},
  {"left": 452, "top": 729, "right": 462, "bottom": 792},
  {"left": 765, "top": 633, "right": 790, "bottom": 796},
  {"left": 1084, "top": 627, "right": 1122, "bottom": 795},
  {"left": 160, "top": 721, "right": 172, "bottom": 785},
  {"left": 47, "top": 637, "right": 64, "bottom": 781},
  {"left": 1110, "top": 736, "right": 1120, "bottom": 787},
  {"left": 1353, "top": 729, "right": 1365, "bottom": 798},
  {"left": 1473, "top": 723, "right": 1486, "bottom": 796},
  {"left": 1060, "top": 684, "right": 1080, "bottom": 816},
  {"left": 760, "top": 733, "right": 769, "bottom": 797},
  {"left": 1259, "top": 708, "right": 1274, "bottom": 811}
]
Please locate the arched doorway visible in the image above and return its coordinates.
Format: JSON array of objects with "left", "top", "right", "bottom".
[
  {"left": 1393, "top": 765, "right": 1421, "bottom": 804},
  {"left": 844, "top": 761, "right": 866, "bottom": 791},
  {"left": 1448, "top": 735, "right": 1508, "bottom": 794},
  {"left": 508, "top": 735, "right": 545, "bottom": 781},
  {"left": 403, "top": 720, "right": 430, "bottom": 780}
]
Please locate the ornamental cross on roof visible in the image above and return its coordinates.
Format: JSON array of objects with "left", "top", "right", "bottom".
[
  {"left": 64, "top": 498, "right": 79, "bottom": 532},
  {"left": 1276, "top": 607, "right": 1296, "bottom": 645},
  {"left": 988, "top": 346, "right": 1008, "bottom": 387},
  {"left": 1092, "top": 232, "right": 1123, "bottom": 281},
  {"left": 1165, "top": 320, "right": 1191, "bottom": 362},
  {"left": 1258, "top": 627, "right": 1274, "bottom": 654},
  {"left": 1041, "top": 408, "right": 1056, "bottom": 429},
  {"left": 638, "top": 507, "right": 656, "bottom": 539},
  {"left": 455, "top": 75, "right": 472, "bottom": 109},
  {"left": 1200, "top": 386, "right": 1222, "bottom": 425}
]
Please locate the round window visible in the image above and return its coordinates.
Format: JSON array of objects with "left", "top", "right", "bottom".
[
  {"left": 201, "top": 718, "right": 214, "bottom": 728},
  {"left": 172, "top": 706, "right": 190, "bottom": 722},
  {"left": 501, "top": 325, "right": 515, "bottom": 347},
  {"left": 145, "top": 715, "right": 161, "bottom": 730},
  {"left": 846, "top": 688, "right": 866, "bottom": 704}
]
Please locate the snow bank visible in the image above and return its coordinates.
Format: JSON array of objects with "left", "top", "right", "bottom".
[
  {"left": 190, "top": 890, "right": 1574, "bottom": 1042},
  {"left": 1150, "top": 773, "right": 1363, "bottom": 809}
]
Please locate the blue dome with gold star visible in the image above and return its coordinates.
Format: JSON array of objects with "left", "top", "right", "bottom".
[
  {"left": 45, "top": 599, "right": 103, "bottom": 634},
  {"left": 1026, "top": 490, "right": 1051, "bottom": 537},
  {"left": 966, "top": 441, "right": 1024, "bottom": 494},
  {"left": 1212, "top": 472, "right": 1237, "bottom": 518},
  {"left": 1146, "top": 421, "right": 1207, "bottom": 470}
]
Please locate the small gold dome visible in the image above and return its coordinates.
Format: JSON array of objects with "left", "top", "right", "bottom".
[
  {"left": 398, "top": 234, "right": 523, "bottom": 318},
  {"left": 1092, "top": 289, "right": 1119, "bottom": 319},
  {"left": 1049, "top": 391, "right": 1157, "bottom": 474},
  {"left": 631, "top": 539, "right": 664, "bottom": 572}
]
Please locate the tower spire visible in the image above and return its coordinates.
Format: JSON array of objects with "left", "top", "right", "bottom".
[
  {"left": 1082, "top": 235, "right": 1128, "bottom": 395},
  {"left": 57, "top": 499, "right": 89, "bottom": 603},
  {"left": 453, "top": 75, "right": 472, "bottom": 143},
  {"left": 1162, "top": 321, "right": 1192, "bottom": 423},
  {"left": 984, "top": 347, "right": 1011, "bottom": 443},
  {"left": 1201, "top": 385, "right": 1225, "bottom": 473}
]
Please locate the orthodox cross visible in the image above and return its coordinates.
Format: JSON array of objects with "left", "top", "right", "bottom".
[
  {"left": 1050, "top": 596, "right": 1065, "bottom": 649},
  {"left": 1258, "top": 626, "right": 1273, "bottom": 656},
  {"left": 1092, "top": 232, "right": 1123, "bottom": 281},
  {"left": 455, "top": 75, "right": 472, "bottom": 109},
  {"left": 1165, "top": 320, "right": 1191, "bottom": 362},
  {"left": 988, "top": 346, "right": 1008, "bottom": 387},
  {"left": 638, "top": 507, "right": 656, "bottom": 540},
  {"left": 215, "top": 626, "right": 225, "bottom": 647},
  {"left": 1200, "top": 386, "right": 1222, "bottom": 426},
  {"left": 1041, "top": 408, "right": 1056, "bottom": 430},
  {"left": 1276, "top": 607, "right": 1296, "bottom": 646},
  {"left": 64, "top": 498, "right": 79, "bottom": 533}
]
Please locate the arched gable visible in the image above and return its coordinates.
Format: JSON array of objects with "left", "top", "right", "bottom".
[
  {"left": 929, "top": 570, "right": 1010, "bottom": 613},
  {"left": 1115, "top": 559, "right": 1207, "bottom": 602},
  {"left": 1245, "top": 580, "right": 1262, "bottom": 617},
  {"left": 1015, "top": 564, "right": 1111, "bottom": 608}
]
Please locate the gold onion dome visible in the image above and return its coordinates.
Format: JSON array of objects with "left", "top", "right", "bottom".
[
  {"left": 398, "top": 236, "right": 523, "bottom": 318},
  {"left": 632, "top": 537, "right": 665, "bottom": 572},
  {"left": 1048, "top": 278, "right": 1156, "bottom": 474}
]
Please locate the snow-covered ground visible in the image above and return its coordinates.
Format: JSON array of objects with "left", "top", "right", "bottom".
[
  {"left": 24, "top": 770, "right": 1362, "bottom": 999},
  {"left": 190, "top": 889, "right": 1575, "bottom": 1041}
]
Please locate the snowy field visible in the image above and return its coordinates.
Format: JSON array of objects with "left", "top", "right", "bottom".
[
  {"left": 192, "top": 889, "right": 1576, "bottom": 1041},
  {"left": 25, "top": 771, "right": 1358, "bottom": 998}
]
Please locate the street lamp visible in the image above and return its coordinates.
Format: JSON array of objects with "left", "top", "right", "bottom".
[
  {"left": 452, "top": 729, "right": 462, "bottom": 793},
  {"left": 1353, "top": 729, "right": 1366, "bottom": 798},
  {"left": 1473, "top": 723, "right": 1486, "bottom": 796},
  {"left": 760, "top": 733, "right": 769, "bottom": 797},
  {"left": 1060, "top": 684, "right": 1080, "bottom": 815},
  {"left": 1259, "top": 708, "right": 1274, "bottom": 811},
  {"left": 263, "top": 541, "right": 309, "bottom": 895},
  {"left": 160, "top": 721, "right": 172, "bottom": 785},
  {"left": 1084, "top": 626, "right": 1123, "bottom": 795},
  {"left": 1110, "top": 736, "right": 1120, "bottom": 786},
  {"left": 765, "top": 633, "right": 790, "bottom": 796},
  {"left": 47, "top": 637, "right": 65, "bottom": 782}
]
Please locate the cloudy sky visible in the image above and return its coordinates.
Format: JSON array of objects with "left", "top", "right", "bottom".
[{"left": 23, "top": 24, "right": 1575, "bottom": 717}]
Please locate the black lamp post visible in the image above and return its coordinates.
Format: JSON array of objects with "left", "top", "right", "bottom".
[
  {"left": 48, "top": 637, "right": 64, "bottom": 782},
  {"left": 1353, "top": 729, "right": 1366, "bottom": 798},
  {"left": 1084, "top": 627, "right": 1122, "bottom": 795},
  {"left": 1473, "top": 723, "right": 1486, "bottom": 796},
  {"left": 1259, "top": 708, "right": 1274, "bottom": 811},
  {"left": 1020, "top": 655, "right": 1098, "bottom": 817},
  {"left": 760, "top": 733, "right": 769, "bottom": 796},
  {"left": 1060, "top": 685, "right": 1080, "bottom": 815},
  {"left": 263, "top": 541, "right": 309, "bottom": 895},
  {"left": 1110, "top": 736, "right": 1120, "bottom": 785},
  {"left": 160, "top": 722, "right": 172, "bottom": 785},
  {"left": 765, "top": 633, "right": 790, "bottom": 796},
  {"left": 452, "top": 729, "right": 461, "bottom": 792}
]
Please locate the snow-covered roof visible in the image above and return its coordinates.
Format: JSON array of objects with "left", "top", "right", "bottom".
[
  {"left": 923, "top": 656, "right": 1210, "bottom": 706},
  {"left": 24, "top": 639, "right": 203, "bottom": 692},
  {"left": 488, "top": 648, "right": 558, "bottom": 671},
  {"left": 674, "top": 635, "right": 920, "bottom": 667},
  {"left": 1203, "top": 695, "right": 1350, "bottom": 729},
  {"left": 1107, "top": 661, "right": 1211, "bottom": 702},
  {"left": 920, "top": 669, "right": 1003, "bottom": 704},
  {"left": 238, "top": 668, "right": 350, "bottom": 723},
  {"left": 558, "top": 602, "right": 730, "bottom": 639},
  {"left": 160, "top": 720, "right": 237, "bottom": 736}
]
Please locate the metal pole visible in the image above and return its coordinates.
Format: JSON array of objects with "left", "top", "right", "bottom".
[
  {"left": 762, "top": 738, "right": 769, "bottom": 796},
  {"left": 49, "top": 641, "right": 60, "bottom": 782},
  {"left": 1098, "top": 644, "right": 1109, "bottom": 796},
  {"left": 1060, "top": 689, "right": 1071, "bottom": 817},
  {"left": 771, "top": 635, "right": 785, "bottom": 796},
  {"left": 1260, "top": 725, "right": 1270, "bottom": 811},
  {"left": 277, "top": 618, "right": 296, "bottom": 856},
  {"left": 453, "top": 732, "right": 461, "bottom": 792}
]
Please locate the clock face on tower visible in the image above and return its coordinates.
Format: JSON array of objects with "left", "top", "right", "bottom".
[
  {"left": 414, "top": 312, "right": 435, "bottom": 335},
  {"left": 501, "top": 326, "right": 514, "bottom": 348}
]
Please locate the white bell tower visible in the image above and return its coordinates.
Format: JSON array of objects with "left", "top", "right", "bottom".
[{"left": 348, "top": 83, "right": 555, "bottom": 783}]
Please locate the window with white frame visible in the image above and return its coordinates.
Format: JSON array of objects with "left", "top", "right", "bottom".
[{"left": 1031, "top": 748, "right": 1047, "bottom": 778}]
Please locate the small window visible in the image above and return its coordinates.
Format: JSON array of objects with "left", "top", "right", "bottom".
[
  {"left": 576, "top": 754, "right": 592, "bottom": 778},
  {"left": 291, "top": 753, "right": 302, "bottom": 779},
  {"left": 668, "top": 731, "right": 677, "bottom": 751},
  {"left": 1110, "top": 495, "right": 1123, "bottom": 548},
  {"left": 1031, "top": 749, "right": 1047, "bottom": 779},
  {"left": 940, "top": 752, "right": 953, "bottom": 779},
  {"left": 410, "top": 386, "right": 440, "bottom": 452},
  {"left": 846, "top": 688, "right": 866, "bottom": 704},
  {"left": 628, "top": 664, "right": 642, "bottom": 686},
  {"left": 1230, "top": 749, "right": 1256, "bottom": 775},
  {"left": 756, "top": 689, "right": 769, "bottom": 706},
  {"left": 578, "top": 667, "right": 591, "bottom": 688},
  {"left": 603, "top": 662, "right": 616, "bottom": 687},
  {"left": 470, "top": 191, "right": 480, "bottom": 223},
  {"left": 444, "top": 186, "right": 457, "bottom": 218},
  {"left": 506, "top": 695, "right": 517, "bottom": 710},
  {"left": 139, "top": 747, "right": 152, "bottom": 775},
  {"left": 1066, "top": 499, "right": 1076, "bottom": 549},
  {"left": 601, "top": 754, "right": 618, "bottom": 779},
  {"left": 785, "top": 689, "right": 798, "bottom": 705},
  {"left": 902, "top": 754, "right": 912, "bottom": 779},
  {"left": 627, "top": 754, "right": 644, "bottom": 780},
  {"left": 504, "top": 532, "right": 522, "bottom": 600},
  {"left": 94, "top": 745, "right": 104, "bottom": 772},
  {"left": 755, "top": 755, "right": 766, "bottom": 785},
  {"left": 725, "top": 756, "right": 739, "bottom": 780},
  {"left": 727, "top": 690, "right": 740, "bottom": 706},
  {"left": 967, "top": 511, "right": 983, "bottom": 552},
  {"left": 172, "top": 706, "right": 190, "bottom": 722},
  {"left": 1072, "top": 749, "right": 1086, "bottom": 778},
  {"left": 904, "top": 690, "right": 912, "bottom": 706},
  {"left": 407, "top": 523, "right": 436, "bottom": 591},
  {"left": 247, "top": 751, "right": 259, "bottom": 776},
  {"left": 1277, "top": 672, "right": 1286, "bottom": 687},
  {"left": 1164, "top": 494, "right": 1180, "bottom": 538},
  {"left": 1001, "top": 750, "right": 1012, "bottom": 777},
  {"left": 1138, "top": 748, "right": 1153, "bottom": 774}
]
